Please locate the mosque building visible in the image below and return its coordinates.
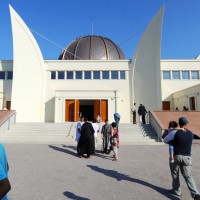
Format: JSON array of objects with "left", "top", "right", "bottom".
[{"left": 0, "top": 5, "right": 200, "bottom": 123}]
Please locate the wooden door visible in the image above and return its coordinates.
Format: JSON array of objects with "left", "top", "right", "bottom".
[
  {"left": 75, "top": 99, "right": 80, "bottom": 121},
  {"left": 190, "top": 97, "right": 195, "bottom": 110},
  {"left": 65, "top": 100, "right": 75, "bottom": 122},
  {"left": 162, "top": 101, "right": 170, "bottom": 110},
  {"left": 6, "top": 101, "right": 11, "bottom": 110},
  {"left": 101, "top": 100, "right": 108, "bottom": 122},
  {"left": 94, "top": 100, "right": 100, "bottom": 120}
]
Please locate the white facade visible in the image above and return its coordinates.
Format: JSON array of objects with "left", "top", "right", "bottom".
[
  {"left": 161, "top": 59, "right": 200, "bottom": 110},
  {"left": 45, "top": 60, "right": 130, "bottom": 123},
  {"left": 1, "top": 5, "right": 200, "bottom": 123}
]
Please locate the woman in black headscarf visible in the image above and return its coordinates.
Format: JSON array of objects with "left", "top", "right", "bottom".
[{"left": 79, "top": 117, "right": 95, "bottom": 158}]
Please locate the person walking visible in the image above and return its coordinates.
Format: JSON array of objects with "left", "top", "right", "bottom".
[
  {"left": 131, "top": 103, "right": 137, "bottom": 124},
  {"left": 138, "top": 103, "right": 147, "bottom": 124},
  {"left": 101, "top": 119, "right": 112, "bottom": 154},
  {"left": 79, "top": 117, "right": 95, "bottom": 159},
  {"left": 113, "top": 113, "right": 121, "bottom": 128},
  {"left": 0, "top": 144, "right": 11, "bottom": 200},
  {"left": 110, "top": 122, "right": 119, "bottom": 161},
  {"left": 75, "top": 116, "right": 84, "bottom": 155},
  {"left": 92, "top": 119, "right": 100, "bottom": 150},
  {"left": 163, "top": 117, "right": 200, "bottom": 199}
]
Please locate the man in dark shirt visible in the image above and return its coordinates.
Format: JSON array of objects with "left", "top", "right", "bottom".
[
  {"left": 138, "top": 103, "right": 147, "bottom": 124},
  {"left": 164, "top": 117, "right": 200, "bottom": 199}
]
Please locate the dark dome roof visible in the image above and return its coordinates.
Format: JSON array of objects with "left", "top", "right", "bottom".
[{"left": 58, "top": 35, "right": 125, "bottom": 60}]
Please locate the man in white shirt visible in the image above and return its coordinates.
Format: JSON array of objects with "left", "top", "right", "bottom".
[
  {"left": 131, "top": 102, "right": 137, "bottom": 124},
  {"left": 92, "top": 119, "right": 100, "bottom": 149}
]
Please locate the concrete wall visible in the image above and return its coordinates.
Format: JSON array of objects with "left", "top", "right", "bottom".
[
  {"left": 10, "top": 6, "right": 45, "bottom": 122},
  {"left": 130, "top": 6, "right": 164, "bottom": 111}
]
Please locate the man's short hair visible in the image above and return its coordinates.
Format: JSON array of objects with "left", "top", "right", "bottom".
[{"left": 179, "top": 117, "right": 188, "bottom": 126}]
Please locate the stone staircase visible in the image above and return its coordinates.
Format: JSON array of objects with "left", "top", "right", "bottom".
[{"left": 0, "top": 122, "right": 162, "bottom": 145}]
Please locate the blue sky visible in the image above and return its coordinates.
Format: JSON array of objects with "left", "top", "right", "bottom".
[{"left": 1, "top": 0, "right": 200, "bottom": 60}]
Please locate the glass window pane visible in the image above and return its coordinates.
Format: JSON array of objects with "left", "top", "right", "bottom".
[
  {"left": 163, "top": 71, "right": 170, "bottom": 79},
  {"left": 191, "top": 71, "right": 199, "bottom": 79},
  {"left": 0, "top": 72, "right": 5, "bottom": 80},
  {"left": 172, "top": 71, "right": 180, "bottom": 79},
  {"left": 93, "top": 71, "right": 100, "bottom": 79},
  {"left": 111, "top": 71, "right": 118, "bottom": 79},
  {"left": 7, "top": 72, "right": 13, "bottom": 80},
  {"left": 84, "top": 71, "right": 91, "bottom": 79},
  {"left": 58, "top": 71, "right": 65, "bottom": 79},
  {"left": 182, "top": 71, "right": 189, "bottom": 79},
  {"left": 51, "top": 71, "right": 56, "bottom": 79},
  {"left": 120, "top": 71, "right": 125, "bottom": 79},
  {"left": 76, "top": 71, "right": 82, "bottom": 79},
  {"left": 102, "top": 71, "right": 109, "bottom": 79},
  {"left": 67, "top": 71, "right": 73, "bottom": 79}
]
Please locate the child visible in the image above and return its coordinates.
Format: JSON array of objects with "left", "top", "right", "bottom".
[
  {"left": 110, "top": 122, "right": 119, "bottom": 161},
  {"left": 162, "top": 121, "right": 178, "bottom": 163}
]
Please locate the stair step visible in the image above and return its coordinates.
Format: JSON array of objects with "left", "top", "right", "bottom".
[{"left": 0, "top": 123, "right": 159, "bottom": 145}]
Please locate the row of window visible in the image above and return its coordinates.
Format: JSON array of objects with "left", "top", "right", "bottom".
[
  {"left": 0, "top": 71, "right": 13, "bottom": 80},
  {"left": 50, "top": 71, "right": 126, "bottom": 80},
  {"left": 162, "top": 71, "right": 199, "bottom": 80}
]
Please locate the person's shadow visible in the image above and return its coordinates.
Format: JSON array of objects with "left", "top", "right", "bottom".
[
  {"left": 63, "top": 191, "right": 90, "bottom": 200},
  {"left": 87, "top": 165, "right": 180, "bottom": 200},
  {"left": 49, "top": 145, "right": 77, "bottom": 157}
]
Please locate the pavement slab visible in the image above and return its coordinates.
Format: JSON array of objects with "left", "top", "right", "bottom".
[{"left": 3, "top": 142, "right": 200, "bottom": 200}]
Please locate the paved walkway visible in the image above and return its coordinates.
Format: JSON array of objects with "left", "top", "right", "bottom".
[{"left": 4, "top": 141, "right": 200, "bottom": 200}]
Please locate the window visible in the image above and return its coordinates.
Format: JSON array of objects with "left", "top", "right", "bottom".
[
  {"left": 93, "top": 71, "right": 100, "bottom": 79},
  {"left": 172, "top": 71, "right": 180, "bottom": 79},
  {"left": 0, "top": 72, "right": 5, "bottom": 80},
  {"left": 191, "top": 71, "right": 199, "bottom": 79},
  {"left": 102, "top": 71, "right": 109, "bottom": 79},
  {"left": 51, "top": 71, "right": 56, "bottom": 79},
  {"left": 7, "top": 72, "right": 13, "bottom": 80},
  {"left": 111, "top": 71, "right": 118, "bottom": 79},
  {"left": 58, "top": 71, "right": 65, "bottom": 79},
  {"left": 162, "top": 71, "right": 170, "bottom": 79},
  {"left": 120, "top": 71, "right": 126, "bottom": 79},
  {"left": 76, "top": 71, "right": 82, "bottom": 79},
  {"left": 84, "top": 71, "right": 91, "bottom": 79},
  {"left": 182, "top": 71, "right": 189, "bottom": 80},
  {"left": 67, "top": 71, "right": 73, "bottom": 79}
]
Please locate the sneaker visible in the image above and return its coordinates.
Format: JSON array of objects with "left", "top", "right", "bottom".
[
  {"left": 169, "top": 189, "right": 182, "bottom": 196},
  {"left": 194, "top": 194, "right": 200, "bottom": 200},
  {"left": 170, "top": 159, "right": 175, "bottom": 163}
]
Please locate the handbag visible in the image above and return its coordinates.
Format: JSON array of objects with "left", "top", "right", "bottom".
[{"left": 110, "top": 136, "right": 117, "bottom": 145}]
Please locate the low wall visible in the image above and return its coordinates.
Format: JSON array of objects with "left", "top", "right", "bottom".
[
  {"left": 149, "top": 112, "right": 163, "bottom": 142},
  {"left": 0, "top": 110, "right": 16, "bottom": 134}
]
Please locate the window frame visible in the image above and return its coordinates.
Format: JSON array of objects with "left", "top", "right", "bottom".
[
  {"left": 102, "top": 71, "right": 110, "bottom": 80},
  {"left": 162, "top": 71, "right": 171, "bottom": 80}
]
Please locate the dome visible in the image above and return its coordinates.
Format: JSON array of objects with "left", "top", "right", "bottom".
[{"left": 58, "top": 35, "right": 125, "bottom": 60}]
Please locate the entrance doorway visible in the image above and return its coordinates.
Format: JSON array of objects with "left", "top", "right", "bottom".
[
  {"left": 189, "top": 96, "right": 196, "bottom": 110},
  {"left": 79, "top": 100, "right": 94, "bottom": 121},
  {"left": 162, "top": 101, "right": 170, "bottom": 110},
  {"left": 65, "top": 99, "right": 108, "bottom": 122}
]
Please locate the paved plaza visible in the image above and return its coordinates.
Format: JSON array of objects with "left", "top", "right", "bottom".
[{"left": 4, "top": 142, "right": 200, "bottom": 200}]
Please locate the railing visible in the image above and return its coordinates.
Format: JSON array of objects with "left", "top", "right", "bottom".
[
  {"left": 0, "top": 111, "right": 16, "bottom": 134},
  {"left": 149, "top": 111, "right": 163, "bottom": 142}
]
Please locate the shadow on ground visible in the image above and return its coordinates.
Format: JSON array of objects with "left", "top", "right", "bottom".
[
  {"left": 49, "top": 145, "right": 77, "bottom": 157},
  {"left": 87, "top": 165, "right": 180, "bottom": 200},
  {"left": 63, "top": 191, "right": 90, "bottom": 200}
]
